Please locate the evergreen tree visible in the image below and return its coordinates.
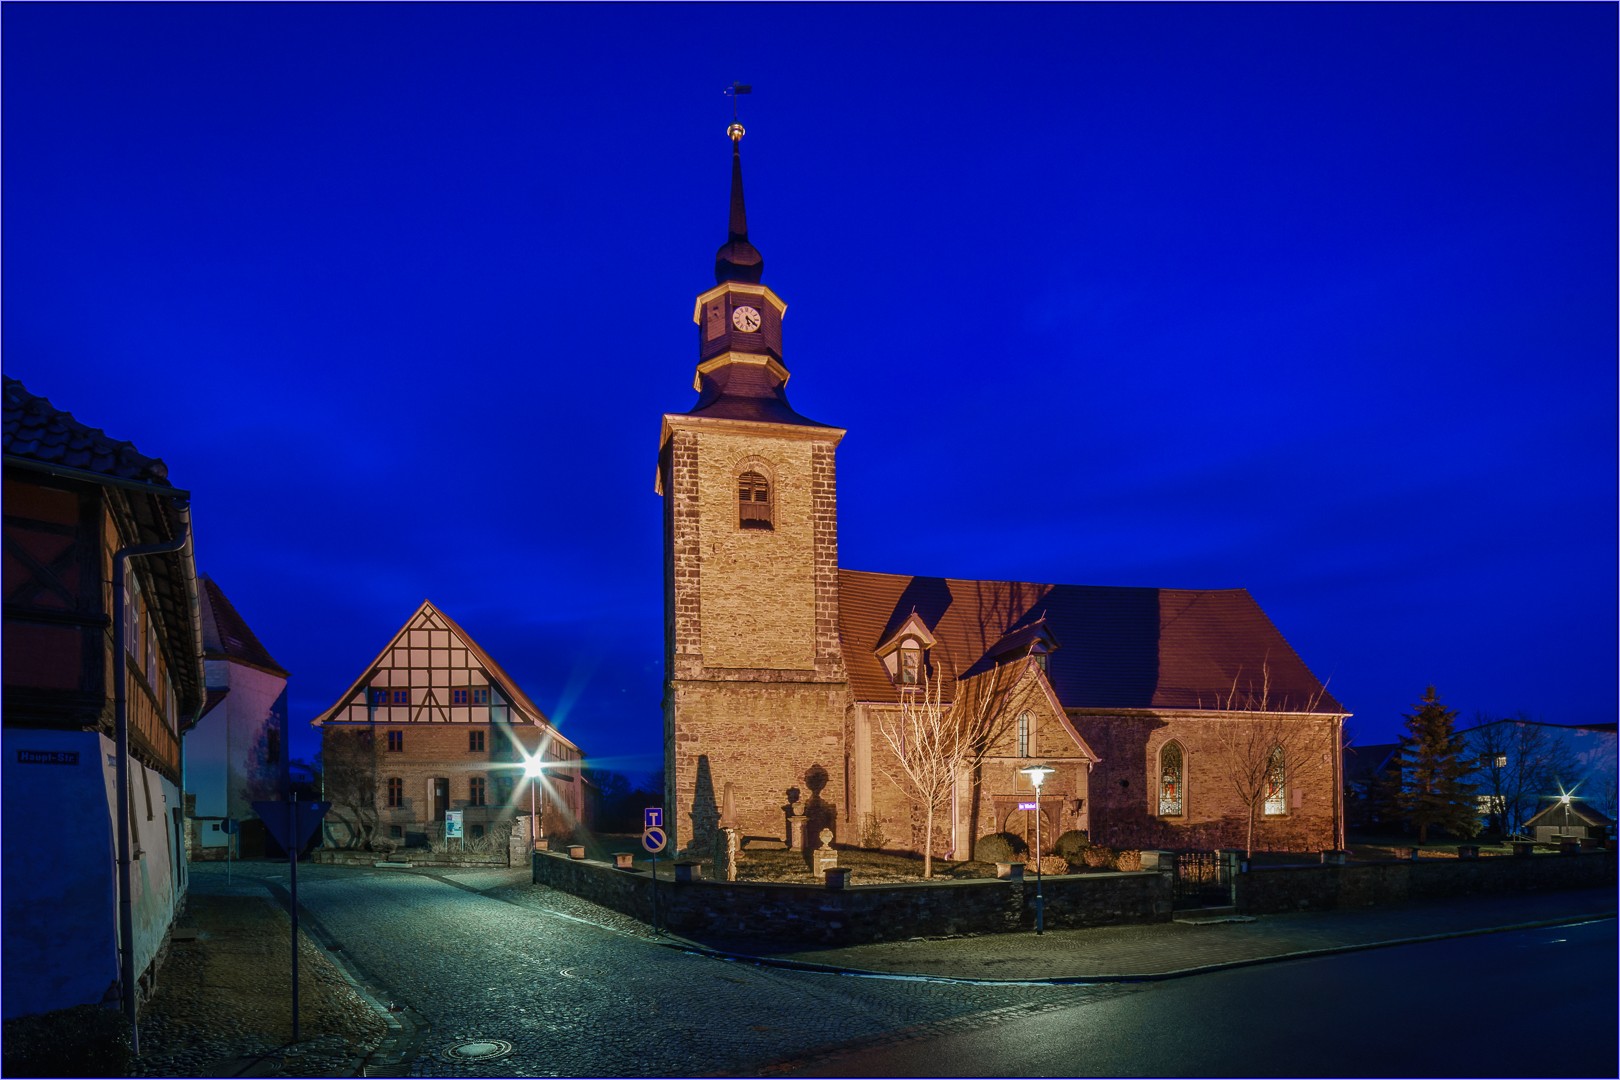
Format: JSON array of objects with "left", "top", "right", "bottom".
[{"left": 1394, "top": 686, "right": 1479, "bottom": 841}]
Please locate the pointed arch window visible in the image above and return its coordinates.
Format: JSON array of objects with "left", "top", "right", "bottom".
[
  {"left": 1263, "top": 746, "right": 1287, "bottom": 816},
  {"left": 738, "top": 471, "right": 773, "bottom": 530},
  {"left": 1017, "top": 711, "right": 1033, "bottom": 758},
  {"left": 1159, "top": 741, "right": 1185, "bottom": 817}
]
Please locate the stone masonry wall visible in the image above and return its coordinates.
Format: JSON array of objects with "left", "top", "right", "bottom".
[
  {"left": 668, "top": 681, "right": 846, "bottom": 856},
  {"left": 1237, "top": 849, "right": 1617, "bottom": 914},
  {"left": 532, "top": 850, "right": 1169, "bottom": 945},
  {"left": 1075, "top": 711, "right": 1337, "bottom": 852}
]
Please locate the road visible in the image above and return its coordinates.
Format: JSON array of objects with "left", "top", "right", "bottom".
[
  {"left": 280, "top": 864, "right": 1614, "bottom": 1077},
  {"left": 791, "top": 919, "right": 1619, "bottom": 1078}
]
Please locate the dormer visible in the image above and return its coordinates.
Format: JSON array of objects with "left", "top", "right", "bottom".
[
  {"left": 874, "top": 611, "right": 939, "bottom": 687},
  {"left": 985, "top": 617, "right": 1061, "bottom": 673}
]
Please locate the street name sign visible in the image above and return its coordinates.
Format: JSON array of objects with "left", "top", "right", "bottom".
[{"left": 1017, "top": 801, "right": 1037, "bottom": 810}]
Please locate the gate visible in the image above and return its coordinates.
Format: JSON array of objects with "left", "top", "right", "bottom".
[{"left": 1173, "top": 850, "right": 1233, "bottom": 909}]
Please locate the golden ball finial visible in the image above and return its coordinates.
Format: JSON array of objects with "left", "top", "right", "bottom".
[{"left": 727, "top": 122, "right": 745, "bottom": 143}]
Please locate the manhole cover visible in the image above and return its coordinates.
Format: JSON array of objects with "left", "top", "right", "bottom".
[{"left": 441, "top": 1039, "right": 515, "bottom": 1064}]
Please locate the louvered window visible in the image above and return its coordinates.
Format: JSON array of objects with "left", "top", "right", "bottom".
[{"left": 738, "top": 471, "right": 773, "bottom": 529}]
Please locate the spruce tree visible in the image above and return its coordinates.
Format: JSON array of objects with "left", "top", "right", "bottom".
[{"left": 1394, "top": 686, "right": 1479, "bottom": 842}]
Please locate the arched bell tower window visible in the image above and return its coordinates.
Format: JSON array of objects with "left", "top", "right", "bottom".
[
  {"left": 738, "top": 470, "right": 773, "bottom": 530},
  {"left": 1159, "top": 741, "right": 1185, "bottom": 817}
]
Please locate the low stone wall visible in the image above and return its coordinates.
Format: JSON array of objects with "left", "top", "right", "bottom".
[
  {"left": 531, "top": 852, "right": 1171, "bottom": 945},
  {"left": 1236, "top": 849, "right": 1618, "bottom": 914},
  {"left": 313, "top": 849, "right": 511, "bottom": 870}
]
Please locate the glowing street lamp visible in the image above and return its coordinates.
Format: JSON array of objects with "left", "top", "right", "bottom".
[
  {"left": 1560, "top": 791, "right": 1572, "bottom": 840},
  {"left": 524, "top": 756, "right": 547, "bottom": 851},
  {"left": 1019, "top": 763, "right": 1056, "bottom": 935}
]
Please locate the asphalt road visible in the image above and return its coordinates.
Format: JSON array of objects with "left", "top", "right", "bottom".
[
  {"left": 287, "top": 864, "right": 1140, "bottom": 1076},
  {"left": 789, "top": 918, "right": 1620, "bottom": 1078}
]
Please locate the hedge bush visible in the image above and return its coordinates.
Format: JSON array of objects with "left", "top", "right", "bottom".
[
  {"left": 973, "top": 831, "right": 1028, "bottom": 864},
  {"left": 1053, "top": 830, "right": 1090, "bottom": 867}
]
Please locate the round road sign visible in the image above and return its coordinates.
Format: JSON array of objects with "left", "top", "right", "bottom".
[{"left": 642, "top": 826, "right": 668, "bottom": 854}]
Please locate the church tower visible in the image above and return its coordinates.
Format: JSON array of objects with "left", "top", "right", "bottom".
[{"left": 658, "top": 121, "right": 848, "bottom": 855}]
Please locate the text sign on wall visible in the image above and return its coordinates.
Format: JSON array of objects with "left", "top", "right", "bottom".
[
  {"left": 16, "top": 750, "right": 79, "bottom": 766},
  {"left": 1017, "top": 801, "right": 1037, "bottom": 811},
  {"left": 444, "top": 811, "right": 464, "bottom": 838},
  {"left": 644, "top": 807, "right": 663, "bottom": 829}
]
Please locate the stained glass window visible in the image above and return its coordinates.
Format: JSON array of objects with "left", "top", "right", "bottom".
[
  {"left": 1263, "top": 746, "right": 1286, "bottom": 815},
  {"left": 1159, "top": 741, "right": 1184, "bottom": 816}
]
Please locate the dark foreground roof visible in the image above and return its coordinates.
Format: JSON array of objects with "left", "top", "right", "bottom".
[
  {"left": 3, "top": 376, "right": 170, "bottom": 484},
  {"left": 839, "top": 569, "right": 1344, "bottom": 714},
  {"left": 682, "top": 362, "right": 835, "bottom": 428}
]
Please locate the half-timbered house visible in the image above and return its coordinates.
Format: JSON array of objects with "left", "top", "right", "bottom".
[
  {"left": 2, "top": 375, "right": 203, "bottom": 1020},
  {"left": 311, "top": 601, "right": 587, "bottom": 849}
]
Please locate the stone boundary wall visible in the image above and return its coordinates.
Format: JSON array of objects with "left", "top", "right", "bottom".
[
  {"left": 313, "top": 849, "right": 511, "bottom": 870},
  {"left": 1237, "top": 850, "right": 1617, "bottom": 915},
  {"left": 531, "top": 852, "right": 1171, "bottom": 945}
]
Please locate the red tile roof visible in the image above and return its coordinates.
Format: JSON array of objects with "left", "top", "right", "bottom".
[
  {"left": 199, "top": 575, "right": 288, "bottom": 677},
  {"left": 3, "top": 376, "right": 169, "bottom": 483},
  {"left": 839, "top": 569, "right": 1344, "bottom": 714}
]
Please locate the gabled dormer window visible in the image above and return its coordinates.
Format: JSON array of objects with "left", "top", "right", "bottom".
[
  {"left": 738, "top": 471, "right": 773, "bottom": 529},
  {"left": 898, "top": 641, "right": 922, "bottom": 685}
]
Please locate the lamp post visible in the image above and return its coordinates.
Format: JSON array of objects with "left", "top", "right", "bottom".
[
  {"left": 524, "top": 757, "right": 546, "bottom": 852},
  {"left": 1019, "top": 763, "right": 1056, "bottom": 935},
  {"left": 1560, "top": 792, "right": 1572, "bottom": 840}
]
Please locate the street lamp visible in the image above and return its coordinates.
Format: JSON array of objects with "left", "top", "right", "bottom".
[
  {"left": 1019, "top": 763, "right": 1056, "bottom": 935},
  {"left": 524, "top": 757, "right": 546, "bottom": 852},
  {"left": 1560, "top": 792, "right": 1572, "bottom": 840}
]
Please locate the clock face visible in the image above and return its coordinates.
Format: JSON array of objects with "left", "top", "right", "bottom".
[{"left": 731, "top": 305, "right": 762, "bottom": 333}]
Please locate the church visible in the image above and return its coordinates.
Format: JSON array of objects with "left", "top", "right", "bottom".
[{"left": 658, "top": 122, "right": 1349, "bottom": 863}]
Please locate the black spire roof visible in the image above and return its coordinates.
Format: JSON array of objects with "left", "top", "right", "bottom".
[{"left": 713, "top": 125, "right": 764, "bottom": 284}]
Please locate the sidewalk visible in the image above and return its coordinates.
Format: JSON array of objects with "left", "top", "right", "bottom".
[{"left": 670, "top": 886, "right": 1617, "bottom": 983}]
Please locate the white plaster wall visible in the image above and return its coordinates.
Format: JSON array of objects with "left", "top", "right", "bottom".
[{"left": 2, "top": 729, "right": 184, "bottom": 1019}]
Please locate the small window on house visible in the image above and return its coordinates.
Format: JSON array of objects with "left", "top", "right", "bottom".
[
  {"left": 898, "top": 641, "right": 922, "bottom": 685},
  {"left": 387, "top": 778, "right": 404, "bottom": 808},
  {"left": 470, "top": 824, "right": 485, "bottom": 840},
  {"left": 1263, "top": 747, "right": 1286, "bottom": 815},
  {"left": 494, "top": 775, "right": 513, "bottom": 804},
  {"left": 389, "top": 824, "right": 404, "bottom": 839},
  {"left": 370, "top": 688, "right": 389, "bottom": 707},
  {"left": 738, "top": 471, "right": 773, "bottom": 529},
  {"left": 392, "top": 689, "right": 409, "bottom": 705},
  {"left": 1031, "top": 650, "right": 1049, "bottom": 673},
  {"left": 452, "top": 688, "right": 469, "bottom": 705},
  {"left": 1159, "top": 741, "right": 1185, "bottom": 817},
  {"left": 469, "top": 777, "right": 487, "bottom": 806},
  {"left": 1017, "top": 712, "right": 1032, "bottom": 758},
  {"left": 386, "top": 730, "right": 403, "bottom": 753},
  {"left": 1492, "top": 754, "right": 1507, "bottom": 769},
  {"left": 266, "top": 728, "right": 281, "bottom": 766},
  {"left": 471, "top": 687, "right": 490, "bottom": 705},
  {"left": 469, "top": 730, "right": 486, "bottom": 753}
]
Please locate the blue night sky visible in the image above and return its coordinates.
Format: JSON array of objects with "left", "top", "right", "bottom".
[{"left": 4, "top": 4, "right": 1614, "bottom": 774}]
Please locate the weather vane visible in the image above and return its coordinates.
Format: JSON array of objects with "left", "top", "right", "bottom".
[{"left": 724, "top": 82, "right": 752, "bottom": 141}]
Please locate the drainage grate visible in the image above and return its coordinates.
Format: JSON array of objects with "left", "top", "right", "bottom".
[{"left": 440, "top": 1039, "right": 515, "bottom": 1064}]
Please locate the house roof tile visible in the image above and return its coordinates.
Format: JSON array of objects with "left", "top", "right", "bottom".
[
  {"left": 199, "top": 575, "right": 288, "bottom": 677},
  {"left": 3, "top": 376, "right": 170, "bottom": 484}
]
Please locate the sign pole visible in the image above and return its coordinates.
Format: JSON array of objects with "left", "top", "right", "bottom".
[{"left": 290, "top": 794, "right": 300, "bottom": 1044}]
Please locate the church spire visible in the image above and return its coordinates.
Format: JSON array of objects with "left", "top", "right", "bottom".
[{"left": 714, "top": 122, "right": 764, "bottom": 284}]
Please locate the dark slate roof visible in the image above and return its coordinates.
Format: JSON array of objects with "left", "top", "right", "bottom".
[
  {"left": 838, "top": 569, "right": 1344, "bottom": 714},
  {"left": 1343, "top": 742, "right": 1400, "bottom": 787},
  {"left": 683, "top": 362, "right": 834, "bottom": 428},
  {"left": 715, "top": 136, "right": 763, "bottom": 284},
  {"left": 2, "top": 376, "right": 170, "bottom": 483},
  {"left": 199, "top": 575, "right": 288, "bottom": 677}
]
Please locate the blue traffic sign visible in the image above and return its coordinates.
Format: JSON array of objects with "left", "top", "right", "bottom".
[
  {"left": 644, "top": 807, "right": 663, "bottom": 829},
  {"left": 253, "top": 800, "right": 330, "bottom": 852},
  {"left": 642, "top": 826, "right": 667, "bottom": 853}
]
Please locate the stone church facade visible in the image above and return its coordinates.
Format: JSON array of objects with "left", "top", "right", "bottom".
[{"left": 659, "top": 124, "right": 1349, "bottom": 861}]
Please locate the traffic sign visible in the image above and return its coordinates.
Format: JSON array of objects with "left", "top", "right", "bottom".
[
  {"left": 253, "top": 800, "right": 330, "bottom": 852},
  {"left": 642, "top": 826, "right": 667, "bottom": 853},
  {"left": 644, "top": 807, "right": 663, "bottom": 829}
]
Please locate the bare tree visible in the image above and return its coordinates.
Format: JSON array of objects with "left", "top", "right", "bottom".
[
  {"left": 1466, "top": 713, "right": 1580, "bottom": 837},
  {"left": 1211, "top": 664, "right": 1338, "bottom": 857},
  {"left": 321, "top": 729, "right": 379, "bottom": 849},
  {"left": 877, "top": 658, "right": 1037, "bottom": 877}
]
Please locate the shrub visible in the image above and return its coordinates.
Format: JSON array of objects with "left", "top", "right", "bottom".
[
  {"left": 3, "top": 1004, "right": 132, "bottom": 1078},
  {"left": 1025, "top": 855, "right": 1068, "bottom": 876},
  {"left": 1115, "top": 849, "right": 1142, "bottom": 872},
  {"left": 973, "top": 831, "right": 1028, "bottom": 864},
  {"left": 1053, "top": 830, "right": 1090, "bottom": 868},
  {"left": 367, "top": 835, "right": 398, "bottom": 856},
  {"left": 1080, "top": 844, "right": 1117, "bottom": 869},
  {"left": 859, "top": 813, "right": 888, "bottom": 850}
]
